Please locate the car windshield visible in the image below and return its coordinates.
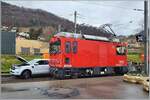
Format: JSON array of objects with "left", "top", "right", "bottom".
[
  {"left": 49, "top": 40, "right": 61, "bottom": 54},
  {"left": 28, "top": 59, "right": 39, "bottom": 65}
]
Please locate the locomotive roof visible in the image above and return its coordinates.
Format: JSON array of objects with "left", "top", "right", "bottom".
[{"left": 55, "top": 32, "right": 120, "bottom": 42}]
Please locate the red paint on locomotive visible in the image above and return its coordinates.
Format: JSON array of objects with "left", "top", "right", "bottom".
[{"left": 49, "top": 33, "right": 128, "bottom": 69}]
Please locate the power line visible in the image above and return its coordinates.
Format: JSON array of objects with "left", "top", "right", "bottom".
[{"left": 73, "top": 1, "right": 143, "bottom": 12}]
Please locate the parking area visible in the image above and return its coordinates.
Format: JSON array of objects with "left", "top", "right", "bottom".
[{"left": 1, "top": 76, "right": 149, "bottom": 99}]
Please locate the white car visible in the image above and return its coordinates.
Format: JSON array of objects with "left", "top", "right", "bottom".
[{"left": 10, "top": 56, "right": 50, "bottom": 79}]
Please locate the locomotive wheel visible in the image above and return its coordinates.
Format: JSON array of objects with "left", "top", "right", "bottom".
[
  {"left": 114, "top": 67, "right": 128, "bottom": 75},
  {"left": 72, "top": 73, "right": 78, "bottom": 79},
  {"left": 59, "top": 74, "right": 65, "bottom": 80},
  {"left": 58, "top": 70, "right": 65, "bottom": 79},
  {"left": 114, "top": 67, "right": 121, "bottom": 75}
]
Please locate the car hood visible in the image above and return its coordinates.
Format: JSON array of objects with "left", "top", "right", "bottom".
[{"left": 16, "top": 55, "right": 28, "bottom": 63}]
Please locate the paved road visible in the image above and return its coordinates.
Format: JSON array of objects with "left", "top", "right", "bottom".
[{"left": 1, "top": 76, "right": 149, "bottom": 99}]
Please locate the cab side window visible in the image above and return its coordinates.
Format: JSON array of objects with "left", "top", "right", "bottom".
[
  {"left": 116, "top": 46, "right": 126, "bottom": 55},
  {"left": 37, "top": 60, "right": 48, "bottom": 65},
  {"left": 65, "top": 41, "right": 71, "bottom": 53},
  {"left": 44, "top": 60, "right": 49, "bottom": 64},
  {"left": 72, "top": 41, "right": 78, "bottom": 53}
]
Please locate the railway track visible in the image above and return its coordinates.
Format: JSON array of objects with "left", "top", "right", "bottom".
[{"left": 1, "top": 74, "right": 121, "bottom": 84}]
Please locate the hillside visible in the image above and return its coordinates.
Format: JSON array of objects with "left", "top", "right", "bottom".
[{"left": 1, "top": 2, "right": 112, "bottom": 37}]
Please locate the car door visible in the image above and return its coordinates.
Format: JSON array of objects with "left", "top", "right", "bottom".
[
  {"left": 42, "top": 60, "right": 50, "bottom": 74},
  {"left": 34, "top": 60, "right": 47, "bottom": 74}
]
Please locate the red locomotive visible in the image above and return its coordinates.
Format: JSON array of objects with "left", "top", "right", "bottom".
[{"left": 49, "top": 32, "right": 128, "bottom": 78}]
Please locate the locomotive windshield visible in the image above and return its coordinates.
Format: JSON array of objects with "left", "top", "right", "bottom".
[
  {"left": 116, "top": 46, "right": 126, "bottom": 55},
  {"left": 49, "top": 40, "right": 61, "bottom": 54}
]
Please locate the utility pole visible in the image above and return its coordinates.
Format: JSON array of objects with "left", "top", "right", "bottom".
[
  {"left": 74, "top": 11, "right": 77, "bottom": 34},
  {"left": 144, "top": 0, "right": 149, "bottom": 75},
  {"left": 79, "top": 30, "right": 82, "bottom": 34},
  {"left": 58, "top": 24, "right": 61, "bottom": 32}
]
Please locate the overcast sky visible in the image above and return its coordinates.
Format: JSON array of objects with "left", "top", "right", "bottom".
[{"left": 3, "top": 0, "right": 144, "bottom": 36}]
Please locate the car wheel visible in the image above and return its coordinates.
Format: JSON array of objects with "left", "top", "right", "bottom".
[{"left": 21, "top": 70, "right": 31, "bottom": 79}]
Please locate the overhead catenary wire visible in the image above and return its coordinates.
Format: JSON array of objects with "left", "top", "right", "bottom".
[
  {"left": 57, "top": 1, "right": 144, "bottom": 35},
  {"left": 73, "top": 1, "right": 144, "bottom": 12}
]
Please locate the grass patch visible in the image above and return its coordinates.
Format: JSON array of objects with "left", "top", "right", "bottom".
[
  {"left": 127, "top": 53, "right": 141, "bottom": 63},
  {"left": 1, "top": 55, "right": 42, "bottom": 73}
]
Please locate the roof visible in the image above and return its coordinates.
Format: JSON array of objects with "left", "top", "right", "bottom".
[
  {"left": 55, "top": 32, "right": 109, "bottom": 41},
  {"left": 55, "top": 32, "right": 120, "bottom": 42}
]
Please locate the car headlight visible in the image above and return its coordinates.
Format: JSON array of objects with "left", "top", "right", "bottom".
[{"left": 11, "top": 67, "right": 20, "bottom": 71}]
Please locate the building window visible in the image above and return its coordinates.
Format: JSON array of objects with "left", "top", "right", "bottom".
[
  {"left": 21, "top": 47, "right": 30, "bottom": 55},
  {"left": 65, "top": 41, "right": 71, "bottom": 53},
  {"left": 34, "top": 48, "right": 40, "bottom": 55},
  {"left": 72, "top": 41, "right": 78, "bottom": 53}
]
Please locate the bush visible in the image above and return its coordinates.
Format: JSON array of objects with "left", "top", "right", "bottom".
[{"left": 127, "top": 53, "right": 141, "bottom": 63}]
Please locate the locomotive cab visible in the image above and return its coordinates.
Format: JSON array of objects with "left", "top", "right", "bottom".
[{"left": 49, "top": 37, "right": 62, "bottom": 68}]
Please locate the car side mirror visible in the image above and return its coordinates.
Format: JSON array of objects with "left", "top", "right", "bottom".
[{"left": 34, "top": 63, "right": 39, "bottom": 66}]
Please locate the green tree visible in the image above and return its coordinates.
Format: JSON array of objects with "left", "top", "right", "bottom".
[
  {"left": 29, "top": 28, "right": 36, "bottom": 40},
  {"left": 36, "top": 28, "right": 42, "bottom": 36},
  {"left": 29, "top": 28, "right": 43, "bottom": 40}
]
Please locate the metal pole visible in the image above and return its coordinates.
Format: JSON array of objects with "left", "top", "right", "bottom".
[
  {"left": 74, "top": 11, "right": 77, "bottom": 34},
  {"left": 79, "top": 30, "right": 82, "bottom": 34},
  {"left": 144, "top": 0, "right": 149, "bottom": 75},
  {"left": 58, "top": 24, "right": 61, "bottom": 32}
]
